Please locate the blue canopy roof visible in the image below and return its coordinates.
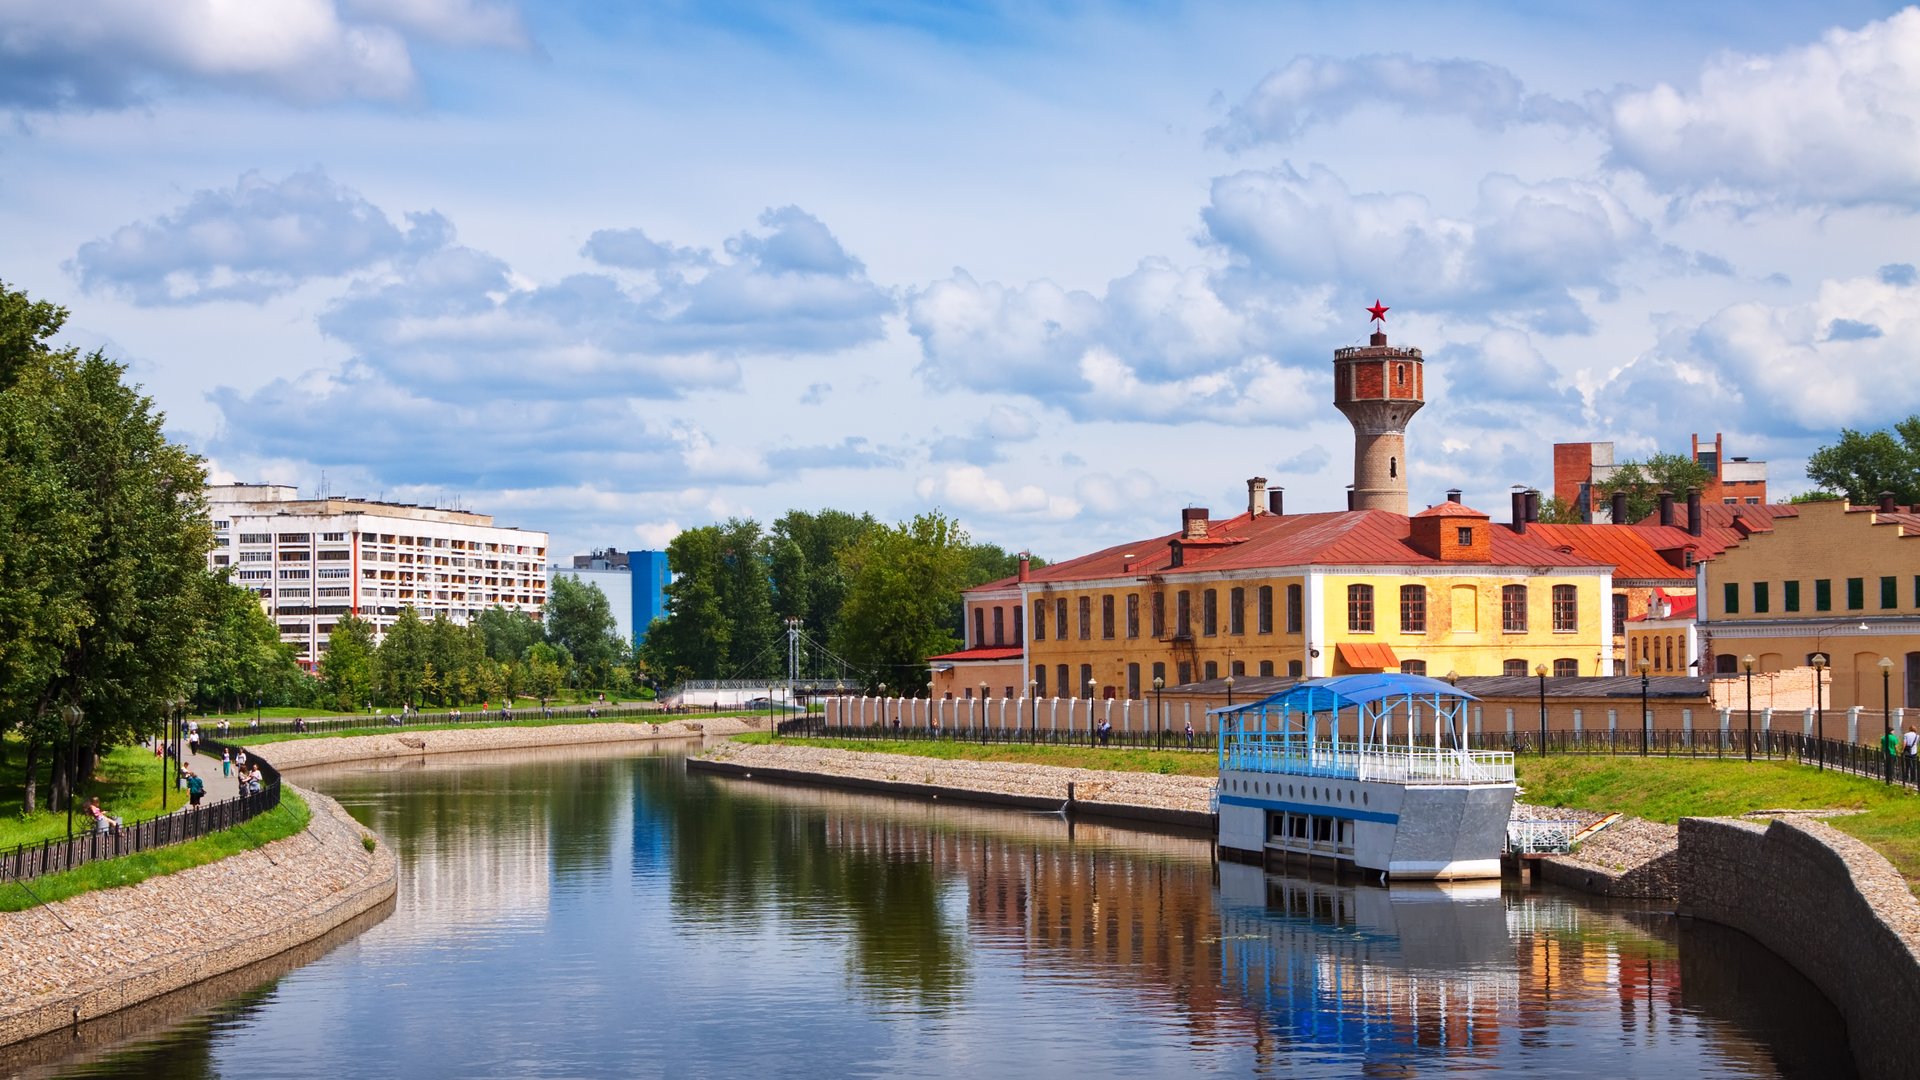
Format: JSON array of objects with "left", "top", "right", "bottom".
[{"left": 1212, "top": 673, "right": 1478, "bottom": 715}]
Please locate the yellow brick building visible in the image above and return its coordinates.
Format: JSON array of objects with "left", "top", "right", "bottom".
[
  {"left": 1013, "top": 497, "right": 1612, "bottom": 701},
  {"left": 1700, "top": 497, "right": 1920, "bottom": 712}
]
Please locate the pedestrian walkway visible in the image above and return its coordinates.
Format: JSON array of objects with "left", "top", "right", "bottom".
[{"left": 185, "top": 750, "right": 242, "bottom": 801}]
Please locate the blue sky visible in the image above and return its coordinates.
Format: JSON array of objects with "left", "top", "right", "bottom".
[{"left": 6, "top": 0, "right": 1920, "bottom": 560}]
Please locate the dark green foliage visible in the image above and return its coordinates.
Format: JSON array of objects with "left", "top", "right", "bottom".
[
  {"left": 1804, "top": 418, "right": 1920, "bottom": 505},
  {"left": 1594, "top": 452, "right": 1713, "bottom": 523},
  {"left": 831, "top": 512, "right": 974, "bottom": 691},
  {"left": 193, "top": 577, "right": 312, "bottom": 712}
]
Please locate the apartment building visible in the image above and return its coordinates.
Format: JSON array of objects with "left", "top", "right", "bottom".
[{"left": 207, "top": 483, "right": 549, "bottom": 667}]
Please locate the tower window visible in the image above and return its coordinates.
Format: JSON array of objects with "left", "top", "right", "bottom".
[
  {"left": 1389, "top": 457, "right": 1397, "bottom": 479},
  {"left": 1396, "top": 364, "right": 1406, "bottom": 385}
]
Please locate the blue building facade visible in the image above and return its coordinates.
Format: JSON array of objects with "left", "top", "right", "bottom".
[{"left": 632, "top": 549, "right": 670, "bottom": 644}]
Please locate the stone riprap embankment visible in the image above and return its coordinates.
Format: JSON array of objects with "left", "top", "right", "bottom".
[
  {"left": 259, "top": 718, "right": 752, "bottom": 771},
  {"left": 695, "top": 741, "right": 1217, "bottom": 827},
  {"left": 1539, "top": 817, "right": 1680, "bottom": 898},
  {"left": 0, "top": 786, "right": 394, "bottom": 1049}
]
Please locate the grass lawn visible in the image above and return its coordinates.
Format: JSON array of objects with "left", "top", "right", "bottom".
[
  {"left": 0, "top": 741, "right": 181, "bottom": 851},
  {"left": 0, "top": 789, "right": 311, "bottom": 913},
  {"left": 1515, "top": 756, "right": 1920, "bottom": 894},
  {"left": 730, "top": 732, "right": 1219, "bottom": 776}
]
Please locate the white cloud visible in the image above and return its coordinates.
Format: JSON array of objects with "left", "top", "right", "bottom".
[
  {"left": 69, "top": 168, "right": 429, "bottom": 304},
  {"left": 1202, "top": 165, "right": 1654, "bottom": 333},
  {"left": 915, "top": 466, "right": 1080, "bottom": 520},
  {"left": 632, "top": 521, "right": 683, "bottom": 549},
  {"left": 1213, "top": 52, "right": 1589, "bottom": 148},
  {"left": 1607, "top": 8, "right": 1920, "bottom": 207},
  {"left": 1073, "top": 469, "right": 1158, "bottom": 515},
  {"left": 339, "top": 0, "right": 527, "bottom": 49}
]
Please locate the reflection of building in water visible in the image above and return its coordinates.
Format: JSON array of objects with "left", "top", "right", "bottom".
[
  {"left": 816, "top": 811, "right": 1264, "bottom": 1045},
  {"left": 397, "top": 825, "right": 550, "bottom": 929},
  {"left": 1217, "top": 863, "right": 1517, "bottom": 1063}
]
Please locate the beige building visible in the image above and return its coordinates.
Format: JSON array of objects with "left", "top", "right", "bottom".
[{"left": 1698, "top": 497, "right": 1920, "bottom": 713}]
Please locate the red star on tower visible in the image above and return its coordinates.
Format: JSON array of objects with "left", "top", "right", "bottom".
[{"left": 1365, "top": 299, "right": 1389, "bottom": 323}]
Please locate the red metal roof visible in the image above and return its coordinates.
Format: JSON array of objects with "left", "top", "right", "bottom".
[
  {"left": 926, "top": 646, "right": 1024, "bottom": 662},
  {"left": 1523, "top": 523, "right": 1694, "bottom": 583},
  {"left": 1411, "top": 501, "right": 1487, "bottom": 518},
  {"left": 1004, "top": 507, "right": 1606, "bottom": 590},
  {"left": 1337, "top": 642, "right": 1399, "bottom": 669}
]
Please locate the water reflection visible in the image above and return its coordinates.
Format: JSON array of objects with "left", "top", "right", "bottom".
[{"left": 4, "top": 748, "right": 1854, "bottom": 1080}]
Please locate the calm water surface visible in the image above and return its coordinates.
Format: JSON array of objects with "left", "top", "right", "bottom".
[{"left": 8, "top": 745, "right": 1852, "bottom": 1079}]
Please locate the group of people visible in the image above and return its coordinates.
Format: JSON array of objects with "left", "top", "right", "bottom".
[{"left": 1883, "top": 724, "right": 1920, "bottom": 783}]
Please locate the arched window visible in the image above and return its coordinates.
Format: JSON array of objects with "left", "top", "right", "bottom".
[
  {"left": 1502, "top": 585, "right": 1528, "bottom": 633},
  {"left": 1503, "top": 659, "right": 1527, "bottom": 677},
  {"left": 1348, "top": 584, "right": 1374, "bottom": 633},
  {"left": 1553, "top": 658, "right": 1579, "bottom": 678}
]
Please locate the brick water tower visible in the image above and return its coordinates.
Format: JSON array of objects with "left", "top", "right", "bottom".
[{"left": 1333, "top": 300, "right": 1424, "bottom": 514}]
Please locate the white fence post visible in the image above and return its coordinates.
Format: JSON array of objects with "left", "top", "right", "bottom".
[{"left": 1848, "top": 706, "right": 1862, "bottom": 744}]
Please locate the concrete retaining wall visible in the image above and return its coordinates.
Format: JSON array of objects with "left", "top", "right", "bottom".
[
  {"left": 1678, "top": 817, "right": 1920, "bottom": 1080},
  {"left": 1538, "top": 848, "right": 1679, "bottom": 899},
  {"left": 259, "top": 718, "right": 746, "bottom": 772},
  {"left": 687, "top": 757, "right": 1215, "bottom": 834},
  {"left": 0, "top": 786, "right": 397, "bottom": 1050}
]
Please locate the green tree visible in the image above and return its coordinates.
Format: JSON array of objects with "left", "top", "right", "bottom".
[
  {"left": 320, "top": 614, "right": 379, "bottom": 711},
  {"left": 1804, "top": 417, "right": 1920, "bottom": 504},
  {"left": 641, "top": 520, "right": 779, "bottom": 683},
  {"left": 524, "top": 642, "right": 565, "bottom": 700},
  {"left": 474, "top": 605, "right": 543, "bottom": 664},
  {"left": 1535, "top": 495, "right": 1584, "bottom": 524},
  {"left": 193, "top": 576, "right": 310, "bottom": 712},
  {"left": 1594, "top": 452, "right": 1713, "bottom": 524},
  {"left": 0, "top": 283, "right": 214, "bottom": 812},
  {"left": 832, "top": 511, "right": 974, "bottom": 690},
  {"left": 376, "top": 607, "right": 429, "bottom": 708},
  {"left": 770, "top": 509, "right": 877, "bottom": 641},
  {"left": 546, "top": 575, "right": 620, "bottom": 688}
]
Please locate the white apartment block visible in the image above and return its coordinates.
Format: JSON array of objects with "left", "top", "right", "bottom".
[{"left": 207, "top": 483, "right": 549, "bottom": 667}]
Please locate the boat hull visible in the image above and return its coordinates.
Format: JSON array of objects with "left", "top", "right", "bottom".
[{"left": 1217, "top": 768, "right": 1514, "bottom": 881}]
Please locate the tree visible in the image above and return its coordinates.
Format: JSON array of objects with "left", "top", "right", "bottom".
[
  {"left": 770, "top": 509, "right": 877, "bottom": 642},
  {"left": 524, "top": 642, "right": 565, "bottom": 700},
  {"left": 640, "top": 519, "right": 778, "bottom": 683},
  {"left": 1535, "top": 496, "right": 1584, "bottom": 525},
  {"left": 376, "top": 607, "right": 429, "bottom": 708},
  {"left": 546, "top": 575, "right": 620, "bottom": 688},
  {"left": 1594, "top": 452, "right": 1713, "bottom": 524},
  {"left": 1804, "top": 417, "right": 1920, "bottom": 504},
  {"left": 474, "top": 606, "right": 543, "bottom": 664},
  {"left": 832, "top": 511, "right": 974, "bottom": 690},
  {"left": 194, "top": 576, "right": 310, "bottom": 712},
  {"left": 320, "top": 615, "right": 379, "bottom": 711},
  {"left": 0, "top": 283, "right": 214, "bottom": 813}
]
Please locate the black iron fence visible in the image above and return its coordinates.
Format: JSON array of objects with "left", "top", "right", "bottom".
[
  {"left": 777, "top": 717, "right": 1221, "bottom": 752},
  {"left": 1, "top": 742, "right": 282, "bottom": 887},
  {"left": 774, "top": 719, "right": 1920, "bottom": 792}
]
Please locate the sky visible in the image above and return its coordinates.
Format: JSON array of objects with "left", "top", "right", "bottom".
[{"left": 6, "top": 0, "right": 1920, "bottom": 562}]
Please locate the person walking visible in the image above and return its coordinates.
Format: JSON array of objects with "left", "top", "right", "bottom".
[
  {"left": 1184, "top": 720, "right": 1195, "bottom": 748},
  {"left": 185, "top": 765, "right": 205, "bottom": 807},
  {"left": 221, "top": 748, "right": 232, "bottom": 778},
  {"left": 1903, "top": 724, "right": 1919, "bottom": 785}
]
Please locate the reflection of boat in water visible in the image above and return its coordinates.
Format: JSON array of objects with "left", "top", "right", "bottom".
[
  {"left": 1215, "top": 674, "right": 1515, "bottom": 880},
  {"left": 1216, "top": 862, "right": 1519, "bottom": 1062}
]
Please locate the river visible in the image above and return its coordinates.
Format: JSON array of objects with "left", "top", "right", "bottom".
[{"left": 9, "top": 743, "right": 1853, "bottom": 1079}]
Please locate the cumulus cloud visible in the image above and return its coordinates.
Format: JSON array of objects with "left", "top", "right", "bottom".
[
  {"left": 1212, "top": 52, "right": 1589, "bottom": 148},
  {"left": 581, "top": 227, "right": 710, "bottom": 271},
  {"left": 1073, "top": 470, "right": 1157, "bottom": 516},
  {"left": 1272, "top": 445, "right": 1330, "bottom": 474},
  {"left": 1202, "top": 164, "right": 1654, "bottom": 333},
  {"left": 69, "top": 168, "right": 437, "bottom": 304},
  {"left": 928, "top": 404, "right": 1041, "bottom": 465},
  {"left": 1607, "top": 8, "right": 1920, "bottom": 207},
  {"left": 0, "top": 0, "right": 525, "bottom": 110},
  {"left": 1434, "top": 328, "right": 1580, "bottom": 415},
  {"left": 1592, "top": 267, "right": 1920, "bottom": 437},
  {"left": 915, "top": 466, "right": 1080, "bottom": 520}
]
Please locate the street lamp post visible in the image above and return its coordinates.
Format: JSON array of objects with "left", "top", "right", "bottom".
[
  {"left": 164, "top": 697, "right": 184, "bottom": 810},
  {"left": 1741, "top": 655, "right": 1756, "bottom": 763},
  {"left": 1224, "top": 674, "right": 1235, "bottom": 710},
  {"left": 1882, "top": 656, "right": 1896, "bottom": 784},
  {"left": 1534, "top": 664, "right": 1549, "bottom": 758},
  {"left": 1153, "top": 676, "right": 1165, "bottom": 750},
  {"left": 1028, "top": 680, "right": 1038, "bottom": 745},
  {"left": 1086, "top": 679, "right": 1098, "bottom": 746},
  {"left": 1811, "top": 654, "right": 1828, "bottom": 770},
  {"left": 61, "top": 703, "right": 84, "bottom": 842},
  {"left": 1636, "top": 657, "right": 1651, "bottom": 757}
]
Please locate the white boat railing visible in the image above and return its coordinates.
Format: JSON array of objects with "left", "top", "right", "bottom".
[{"left": 1222, "top": 740, "right": 1515, "bottom": 786}]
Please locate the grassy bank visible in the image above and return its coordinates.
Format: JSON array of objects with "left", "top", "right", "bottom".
[
  {"left": 730, "top": 733, "right": 1218, "bottom": 776},
  {"left": 1, "top": 742, "right": 178, "bottom": 851},
  {"left": 0, "top": 789, "right": 312, "bottom": 913},
  {"left": 1516, "top": 757, "right": 1919, "bottom": 892}
]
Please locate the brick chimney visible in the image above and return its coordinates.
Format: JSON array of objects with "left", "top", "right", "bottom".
[
  {"left": 1658, "top": 491, "right": 1676, "bottom": 527},
  {"left": 1524, "top": 489, "right": 1541, "bottom": 523},
  {"left": 1511, "top": 490, "right": 1527, "bottom": 535},
  {"left": 1181, "top": 508, "right": 1209, "bottom": 540},
  {"left": 1017, "top": 552, "right": 1031, "bottom": 582},
  {"left": 1247, "top": 477, "right": 1268, "bottom": 517},
  {"left": 1268, "top": 487, "right": 1285, "bottom": 516},
  {"left": 1611, "top": 491, "right": 1628, "bottom": 524},
  {"left": 1446, "top": 489, "right": 1462, "bottom": 503},
  {"left": 1686, "top": 489, "right": 1703, "bottom": 536},
  {"left": 1881, "top": 491, "right": 1898, "bottom": 513}
]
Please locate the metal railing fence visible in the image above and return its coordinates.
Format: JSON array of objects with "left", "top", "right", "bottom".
[{"left": 1, "top": 742, "right": 282, "bottom": 888}]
